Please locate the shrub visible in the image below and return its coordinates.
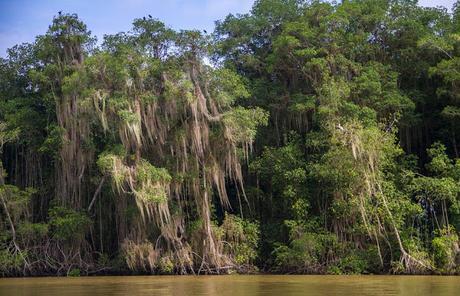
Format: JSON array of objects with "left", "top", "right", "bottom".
[
  {"left": 327, "top": 253, "right": 368, "bottom": 275},
  {"left": 432, "top": 228, "right": 459, "bottom": 273},
  {"left": 220, "top": 214, "right": 260, "bottom": 266},
  {"left": 0, "top": 249, "right": 23, "bottom": 276},
  {"left": 17, "top": 222, "right": 49, "bottom": 243},
  {"left": 67, "top": 268, "right": 81, "bottom": 277},
  {"left": 158, "top": 256, "right": 174, "bottom": 274},
  {"left": 48, "top": 207, "right": 91, "bottom": 242},
  {"left": 273, "top": 232, "right": 324, "bottom": 273}
]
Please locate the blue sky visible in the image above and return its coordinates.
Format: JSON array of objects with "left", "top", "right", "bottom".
[{"left": 0, "top": 0, "right": 457, "bottom": 57}]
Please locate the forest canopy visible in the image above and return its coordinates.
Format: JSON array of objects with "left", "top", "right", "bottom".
[{"left": 1, "top": 0, "right": 460, "bottom": 276}]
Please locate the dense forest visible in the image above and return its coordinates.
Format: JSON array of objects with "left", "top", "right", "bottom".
[{"left": 1, "top": 0, "right": 460, "bottom": 276}]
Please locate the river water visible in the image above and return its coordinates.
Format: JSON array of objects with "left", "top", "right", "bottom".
[{"left": 0, "top": 275, "right": 459, "bottom": 295}]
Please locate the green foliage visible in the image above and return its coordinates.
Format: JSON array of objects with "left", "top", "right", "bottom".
[
  {"left": 135, "top": 159, "right": 171, "bottom": 203},
  {"left": 0, "top": 250, "right": 23, "bottom": 276},
  {"left": 158, "top": 257, "right": 174, "bottom": 274},
  {"left": 221, "top": 214, "right": 260, "bottom": 266},
  {"left": 351, "top": 62, "right": 414, "bottom": 118},
  {"left": 17, "top": 222, "right": 48, "bottom": 242},
  {"left": 96, "top": 146, "right": 126, "bottom": 172},
  {"left": 274, "top": 221, "right": 374, "bottom": 274},
  {"left": 136, "top": 159, "right": 171, "bottom": 184},
  {"left": 67, "top": 268, "right": 81, "bottom": 277},
  {"left": 327, "top": 253, "right": 368, "bottom": 275},
  {"left": 273, "top": 221, "right": 340, "bottom": 273},
  {"left": 251, "top": 138, "right": 309, "bottom": 220},
  {"left": 62, "top": 71, "right": 87, "bottom": 96},
  {"left": 117, "top": 109, "right": 140, "bottom": 125},
  {"left": 411, "top": 176, "right": 459, "bottom": 203},
  {"left": 39, "top": 125, "right": 64, "bottom": 156},
  {"left": 210, "top": 68, "right": 250, "bottom": 106},
  {"left": 426, "top": 142, "right": 454, "bottom": 176},
  {"left": 223, "top": 106, "right": 269, "bottom": 143},
  {"left": 48, "top": 207, "right": 91, "bottom": 242},
  {"left": 432, "top": 228, "right": 459, "bottom": 272},
  {"left": 0, "top": 185, "right": 35, "bottom": 221}
]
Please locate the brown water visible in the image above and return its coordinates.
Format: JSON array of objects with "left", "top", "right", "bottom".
[{"left": 0, "top": 275, "right": 459, "bottom": 296}]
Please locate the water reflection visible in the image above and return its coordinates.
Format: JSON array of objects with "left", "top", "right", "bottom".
[{"left": 0, "top": 275, "right": 459, "bottom": 296}]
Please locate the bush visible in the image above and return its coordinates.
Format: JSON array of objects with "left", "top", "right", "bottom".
[
  {"left": 67, "top": 268, "right": 81, "bottom": 277},
  {"left": 158, "top": 256, "right": 174, "bottom": 274},
  {"left": 220, "top": 214, "right": 260, "bottom": 266},
  {"left": 122, "top": 239, "right": 158, "bottom": 273},
  {"left": 272, "top": 220, "right": 373, "bottom": 274},
  {"left": 432, "top": 228, "right": 459, "bottom": 273},
  {"left": 0, "top": 249, "right": 23, "bottom": 276},
  {"left": 273, "top": 232, "right": 325, "bottom": 273},
  {"left": 17, "top": 222, "right": 48, "bottom": 243},
  {"left": 48, "top": 207, "right": 91, "bottom": 242},
  {"left": 327, "top": 253, "right": 368, "bottom": 275},
  {"left": 272, "top": 221, "right": 341, "bottom": 273}
]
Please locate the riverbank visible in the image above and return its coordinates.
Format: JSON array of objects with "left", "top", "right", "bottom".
[{"left": 2, "top": 266, "right": 459, "bottom": 278}]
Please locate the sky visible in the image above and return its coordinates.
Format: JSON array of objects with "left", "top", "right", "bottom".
[{"left": 0, "top": 0, "right": 457, "bottom": 57}]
